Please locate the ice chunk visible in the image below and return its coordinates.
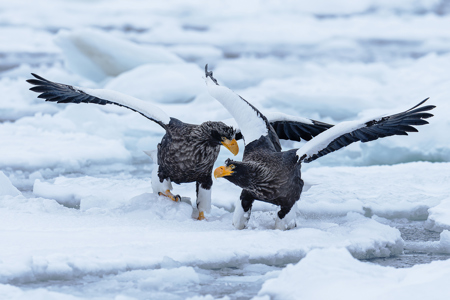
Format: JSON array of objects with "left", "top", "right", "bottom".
[
  {"left": 168, "top": 44, "right": 223, "bottom": 66},
  {"left": 300, "top": 162, "right": 448, "bottom": 220},
  {"left": 54, "top": 28, "right": 182, "bottom": 82},
  {"left": 105, "top": 63, "right": 204, "bottom": 104},
  {"left": 0, "top": 283, "right": 83, "bottom": 300},
  {"left": 0, "top": 205, "right": 402, "bottom": 284},
  {"left": 440, "top": 230, "right": 450, "bottom": 252},
  {"left": 33, "top": 176, "right": 151, "bottom": 210},
  {"left": 425, "top": 198, "right": 450, "bottom": 232},
  {"left": 0, "top": 120, "right": 131, "bottom": 171},
  {"left": 254, "top": 247, "right": 450, "bottom": 300},
  {"left": 0, "top": 171, "right": 21, "bottom": 197},
  {"left": 0, "top": 76, "right": 59, "bottom": 122}
]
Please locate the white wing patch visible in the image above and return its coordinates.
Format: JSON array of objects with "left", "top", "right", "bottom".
[
  {"left": 264, "top": 111, "right": 313, "bottom": 125},
  {"left": 80, "top": 87, "right": 171, "bottom": 125},
  {"left": 296, "top": 115, "right": 383, "bottom": 161},
  {"left": 205, "top": 77, "right": 267, "bottom": 145}
]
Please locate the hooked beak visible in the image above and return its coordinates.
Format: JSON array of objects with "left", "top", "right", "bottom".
[
  {"left": 221, "top": 138, "right": 239, "bottom": 156},
  {"left": 214, "top": 165, "right": 234, "bottom": 179}
]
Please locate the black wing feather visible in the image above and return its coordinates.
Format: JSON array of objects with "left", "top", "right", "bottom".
[
  {"left": 303, "top": 98, "right": 435, "bottom": 163},
  {"left": 26, "top": 73, "right": 167, "bottom": 129},
  {"left": 235, "top": 119, "right": 333, "bottom": 142},
  {"left": 271, "top": 119, "right": 333, "bottom": 142}
]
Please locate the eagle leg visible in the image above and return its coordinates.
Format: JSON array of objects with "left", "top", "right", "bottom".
[
  {"left": 275, "top": 203, "right": 297, "bottom": 230},
  {"left": 196, "top": 181, "right": 212, "bottom": 221},
  {"left": 158, "top": 190, "right": 181, "bottom": 202},
  {"left": 233, "top": 190, "right": 254, "bottom": 230}
]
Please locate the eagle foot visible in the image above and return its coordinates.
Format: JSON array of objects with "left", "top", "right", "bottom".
[
  {"left": 197, "top": 211, "right": 206, "bottom": 220},
  {"left": 158, "top": 190, "right": 180, "bottom": 202}
]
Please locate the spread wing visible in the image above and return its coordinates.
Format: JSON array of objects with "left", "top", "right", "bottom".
[
  {"left": 233, "top": 113, "right": 333, "bottom": 142},
  {"left": 265, "top": 112, "right": 333, "bottom": 142},
  {"left": 297, "top": 98, "right": 435, "bottom": 163},
  {"left": 205, "top": 65, "right": 279, "bottom": 150},
  {"left": 27, "top": 73, "right": 171, "bottom": 129}
]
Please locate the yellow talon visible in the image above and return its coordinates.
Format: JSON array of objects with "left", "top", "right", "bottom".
[
  {"left": 158, "top": 190, "right": 180, "bottom": 202},
  {"left": 197, "top": 211, "right": 205, "bottom": 220}
]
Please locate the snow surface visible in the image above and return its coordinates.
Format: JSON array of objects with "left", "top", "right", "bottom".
[
  {"left": 105, "top": 63, "right": 205, "bottom": 104},
  {"left": 425, "top": 199, "right": 450, "bottom": 232},
  {"left": 1, "top": 0, "right": 450, "bottom": 299},
  {"left": 254, "top": 247, "right": 450, "bottom": 300},
  {"left": 0, "top": 171, "right": 21, "bottom": 197},
  {"left": 55, "top": 28, "right": 182, "bottom": 82}
]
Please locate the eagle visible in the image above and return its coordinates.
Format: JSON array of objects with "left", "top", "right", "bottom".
[
  {"left": 27, "top": 73, "right": 332, "bottom": 220},
  {"left": 205, "top": 66, "right": 435, "bottom": 229}
]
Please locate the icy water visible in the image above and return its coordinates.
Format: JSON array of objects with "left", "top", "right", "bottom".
[{"left": 18, "top": 265, "right": 282, "bottom": 300}]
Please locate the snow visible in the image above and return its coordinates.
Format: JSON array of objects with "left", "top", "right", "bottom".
[
  {"left": 254, "top": 247, "right": 450, "bottom": 300},
  {"left": 299, "top": 162, "right": 449, "bottom": 220},
  {"left": 105, "top": 63, "right": 205, "bottom": 104},
  {"left": 0, "top": 171, "right": 21, "bottom": 197},
  {"left": 54, "top": 28, "right": 182, "bottom": 82},
  {"left": 0, "top": 115, "right": 131, "bottom": 171},
  {"left": 1, "top": 0, "right": 450, "bottom": 298},
  {"left": 425, "top": 199, "right": 450, "bottom": 232},
  {"left": 0, "top": 196, "right": 403, "bottom": 284}
]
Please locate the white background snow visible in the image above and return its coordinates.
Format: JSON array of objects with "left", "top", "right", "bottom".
[{"left": 1, "top": 0, "right": 450, "bottom": 299}]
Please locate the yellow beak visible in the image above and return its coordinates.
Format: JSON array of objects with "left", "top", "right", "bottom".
[
  {"left": 221, "top": 138, "right": 239, "bottom": 156},
  {"left": 214, "top": 165, "right": 234, "bottom": 179}
]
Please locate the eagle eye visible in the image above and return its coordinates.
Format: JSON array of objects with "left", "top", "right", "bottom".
[{"left": 229, "top": 164, "right": 235, "bottom": 169}]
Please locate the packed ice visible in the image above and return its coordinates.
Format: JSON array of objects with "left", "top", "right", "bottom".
[{"left": 1, "top": 0, "right": 450, "bottom": 299}]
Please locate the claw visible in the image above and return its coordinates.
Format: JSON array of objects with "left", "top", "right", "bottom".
[
  {"left": 158, "top": 190, "right": 180, "bottom": 202},
  {"left": 205, "top": 64, "right": 218, "bottom": 85},
  {"left": 197, "top": 211, "right": 205, "bottom": 220}
]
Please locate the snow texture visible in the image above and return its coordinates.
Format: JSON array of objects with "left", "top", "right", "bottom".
[
  {"left": 54, "top": 28, "right": 182, "bottom": 82},
  {"left": 425, "top": 199, "right": 450, "bottom": 232},
  {"left": 1, "top": 0, "right": 450, "bottom": 298},
  {"left": 105, "top": 63, "right": 205, "bottom": 104},
  {"left": 254, "top": 247, "right": 450, "bottom": 300},
  {"left": 0, "top": 171, "right": 21, "bottom": 196}
]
